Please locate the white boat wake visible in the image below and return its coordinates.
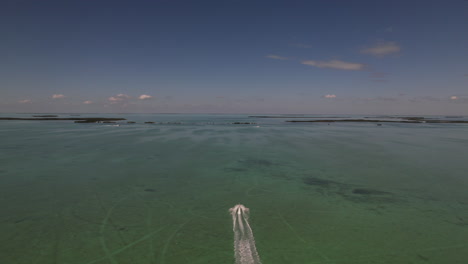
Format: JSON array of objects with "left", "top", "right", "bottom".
[{"left": 229, "top": 204, "right": 262, "bottom": 264}]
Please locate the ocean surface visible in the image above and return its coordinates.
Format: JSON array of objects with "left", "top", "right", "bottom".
[{"left": 1, "top": 113, "right": 468, "bottom": 264}]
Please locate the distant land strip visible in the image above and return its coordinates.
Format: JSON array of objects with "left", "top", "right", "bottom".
[
  {"left": 285, "top": 119, "right": 468, "bottom": 123},
  {"left": 250, "top": 116, "right": 346, "bottom": 118},
  {"left": 0, "top": 117, "right": 126, "bottom": 122}
]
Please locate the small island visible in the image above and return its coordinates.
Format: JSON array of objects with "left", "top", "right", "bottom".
[
  {"left": 285, "top": 118, "right": 468, "bottom": 124},
  {"left": 250, "top": 115, "right": 346, "bottom": 118},
  {"left": 0, "top": 117, "right": 126, "bottom": 123},
  {"left": 32, "top": 115, "right": 58, "bottom": 117}
]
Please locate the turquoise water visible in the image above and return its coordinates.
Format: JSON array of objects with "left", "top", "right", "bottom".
[{"left": 1, "top": 114, "right": 468, "bottom": 263}]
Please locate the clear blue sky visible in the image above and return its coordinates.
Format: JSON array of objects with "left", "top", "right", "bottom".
[{"left": 1, "top": 0, "right": 467, "bottom": 114}]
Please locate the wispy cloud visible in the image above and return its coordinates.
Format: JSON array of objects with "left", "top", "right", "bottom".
[
  {"left": 139, "top": 94, "right": 153, "bottom": 100},
  {"left": 108, "top": 94, "right": 130, "bottom": 102},
  {"left": 116, "top": 94, "right": 130, "bottom": 98},
  {"left": 52, "top": 94, "right": 65, "bottom": 99},
  {"left": 108, "top": 96, "right": 123, "bottom": 102},
  {"left": 18, "top": 99, "right": 31, "bottom": 103},
  {"left": 265, "top": 54, "right": 289, "bottom": 60},
  {"left": 302, "top": 60, "right": 365, "bottom": 71},
  {"left": 447, "top": 94, "right": 468, "bottom": 103},
  {"left": 83, "top": 100, "right": 93, "bottom": 104},
  {"left": 324, "top": 94, "right": 337, "bottom": 98},
  {"left": 361, "top": 41, "right": 401, "bottom": 57}
]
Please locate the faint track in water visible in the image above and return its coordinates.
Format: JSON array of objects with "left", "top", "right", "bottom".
[
  {"left": 84, "top": 226, "right": 167, "bottom": 264},
  {"left": 158, "top": 219, "right": 191, "bottom": 264},
  {"left": 85, "top": 192, "right": 169, "bottom": 264},
  {"left": 97, "top": 196, "right": 128, "bottom": 264}
]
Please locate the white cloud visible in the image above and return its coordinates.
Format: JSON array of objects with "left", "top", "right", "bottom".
[
  {"left": 139, "top": 94, "right": 153, "bottom": 100},
  {"left": 324, "top": 94, "right": 337, "bottom": 98},
  {"left": 108, "top": 94, "right": 131, "bottom": 102},
  {"left": 302, "top": 60, "right": 365, "bottom": 71},
  {"left": 18, "top": 99, "right": 31, "bottom": 103},
  {"left": 108, "top": 96, "right": 123, "bottom": 102},
  {"left": 266, "top": 54, "right": 289, "bottom": 60},
  {"left": 450, "top": 96, "right": 458, "bottom": 100},
  {"left": 83, "top": 100, "right": 93, "bottom": 104},
  {"left": 52, "top": 94, "right": 65, "bottom": 99},
  {"left": 361, "top": 41, "right": 401, "bottom": 57}
]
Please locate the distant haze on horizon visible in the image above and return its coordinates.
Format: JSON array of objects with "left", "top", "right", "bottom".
[{"left": 1, "top": 0, "right": 467, "bottom": 115}]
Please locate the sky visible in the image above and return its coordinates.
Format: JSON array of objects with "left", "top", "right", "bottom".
[{"left": 1, "top": 0, "right": 467, "bottom": 114}]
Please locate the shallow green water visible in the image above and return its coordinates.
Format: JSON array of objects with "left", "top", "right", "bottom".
[{"left": 1, "top": 114, "right": 468, "bottom": 263}]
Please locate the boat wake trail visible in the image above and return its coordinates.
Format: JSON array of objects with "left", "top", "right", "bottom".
[{"left": 229, "top": 204, "right": 262, "bottom": 264}]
